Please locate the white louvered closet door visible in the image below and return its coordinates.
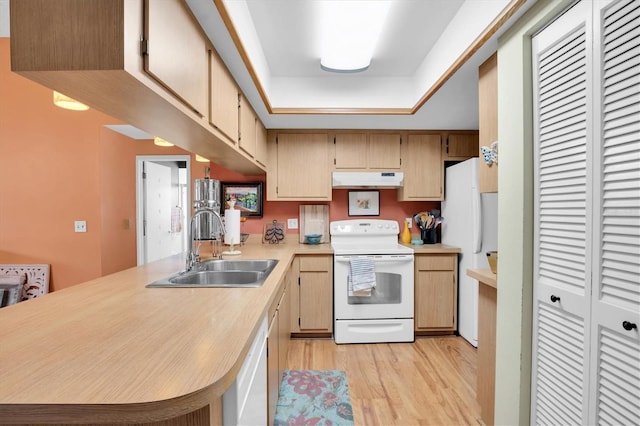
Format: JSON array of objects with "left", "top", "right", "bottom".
[
  {"left": 589, "top": 0, "right": 640, "bottom": 424},
  {"left": 532, "top": 0, "right": 640, "bottom": 425},
  {"left": 532, "top": 2, "right": 592, "bottom": 424}
]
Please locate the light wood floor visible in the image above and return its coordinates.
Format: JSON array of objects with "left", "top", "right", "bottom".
[{"left": 286, "top": 336, "right": 482, "bottom": 426}]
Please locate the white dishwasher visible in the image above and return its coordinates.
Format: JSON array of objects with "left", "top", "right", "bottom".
[{"left": 222, "top": 315, "right": 268, "bottom": 426}]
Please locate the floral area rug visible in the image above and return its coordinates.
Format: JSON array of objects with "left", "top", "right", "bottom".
[{"left": 275, "top": 370, "right": 355, "bottom": 425}]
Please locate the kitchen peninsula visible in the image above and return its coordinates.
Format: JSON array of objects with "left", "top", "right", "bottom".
[
  {"left": 0, "top": 239, "right": 460, "bottom": 424},
  {"left": 0, "top": 241, "right": 329, "bottom": 424}
]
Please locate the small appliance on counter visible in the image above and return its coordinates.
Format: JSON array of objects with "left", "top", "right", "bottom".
[{"left": 192, "top": 177, "right": 222, "bottom": 241}]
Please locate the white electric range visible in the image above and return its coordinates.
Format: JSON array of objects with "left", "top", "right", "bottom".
[{"left": 330, "top": 219, "right": 414, "bottom": 344}]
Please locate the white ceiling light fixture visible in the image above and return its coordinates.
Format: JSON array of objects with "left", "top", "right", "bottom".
[
  {"left": 319, "top": 0, "right": 391, "bottom": 73},
  {"left": 53, "top": 91, "right": 89, "bottom": 111},
  {"left": 195, "top": 155, "right": 210, "bottom": 163},
  {"left": 153, "top": 137, "right": 174, "bottom": 147}
]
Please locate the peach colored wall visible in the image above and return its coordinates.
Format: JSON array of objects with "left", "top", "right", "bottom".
[
  {"left": 0, "top": 38, "right": 208, "bottom": 289},
  {"left": 209, "top": 163, "right": 439, "bottom": 239},
  {"left": 100, "top": 131, "right": 208, "bottom": 276},
  {"left": 1, "top": 36, "right": 439, "bottom": 292},
  {"left": 1, "top": 38, "right": 110, "bottom": 290}
]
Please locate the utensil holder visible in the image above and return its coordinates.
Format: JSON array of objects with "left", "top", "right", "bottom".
[{"left": 421, "top": 228, "right": 437, "bottom": 244}]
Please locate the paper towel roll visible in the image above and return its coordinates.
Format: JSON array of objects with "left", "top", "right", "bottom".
[{"left": 224, "top": 209, "right": 241, "bottom": 245}]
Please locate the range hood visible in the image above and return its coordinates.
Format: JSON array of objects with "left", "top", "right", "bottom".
[{"left": 332, "top": 171, "right": 404, "bottom": 188}]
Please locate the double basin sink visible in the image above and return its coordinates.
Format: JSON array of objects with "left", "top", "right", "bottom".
[{"left": 146, "top": 259, "right": 278, "bottom": 288}]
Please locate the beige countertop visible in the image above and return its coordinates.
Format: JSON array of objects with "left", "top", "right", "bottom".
[
  {"left": 0, "top": 237, "right": 456, "bottom": 423},
  {"left": 467, "top": 268, "right": 497, "bottom": 288},
  {"left": 401, "top": 242, "right": 461, "bottom": 254}
]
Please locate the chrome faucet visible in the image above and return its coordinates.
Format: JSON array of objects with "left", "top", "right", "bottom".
[{"left": 186, "top": 207, "right": 226, "bottom": 271}]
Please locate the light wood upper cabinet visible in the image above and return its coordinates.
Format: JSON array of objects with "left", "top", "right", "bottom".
[
  {"left": 443, "top": 133, "right": 479, "bottom": 160},
  {"left": 414, "top": 254, "right": 458, "bottom": 333},
  {"left": 239, "top": 95, "right": 257, "bottom": 157},
  {"left": 368, "top": 134, "right": 402, "bottom": 169},
  {"left": 9, "top": 0, "right": 264, "bottom": 175},
  {"left": 334, "top": 133, "right": 401, "bottom": 170},
  {"left": 334, "top": 133, "right": 368, "bottom": 169},
  {"left": 267, "top": 133, "right": 332, "bottom": 200},
  {"left": 144, "top": 0, "right": 208, "bottom": 117},
  {"left": 210, "top": 49, "right": 239, "bottom": 143},
  {"left": 398, "top": 134, "right": 443, "bottom": 201},
  {"left": 479, "top": 53, "right": 498, "bottom": 193},
  {"left": 255, "top": 120, "right": 268, "bottom": 167}
]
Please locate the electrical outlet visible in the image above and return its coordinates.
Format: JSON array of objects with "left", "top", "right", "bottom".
[
  {"left": 287, "top": 218, "right": 298, "bottom": 229},
  {"left": 405, "top": 217, "right": 412, "bottom": 228},
  {"left": 74, "top": 220, "right": 87, "bottom": 233}
]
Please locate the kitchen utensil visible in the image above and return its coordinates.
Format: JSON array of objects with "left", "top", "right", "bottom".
[{"left": 486, "top": 251, "right": 498, "bottom": 274}]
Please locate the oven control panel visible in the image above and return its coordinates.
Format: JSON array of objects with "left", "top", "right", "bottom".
[{"left": 330, "top": 219, "right": 399, "bottom": 236}]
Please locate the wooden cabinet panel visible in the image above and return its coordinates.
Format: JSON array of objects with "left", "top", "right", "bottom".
[
  {"left": 299, "top": 270, "right": 332, "bottom": 331},
  {"left": 334, "top": 133, "right": 368, "bottom": 169},
  {"left": 278, "top": 277, "right": 291, "bottom": 380},
  {"left": 415, "top": 271, "right": 455, "bottom": 329},
  {"left": 445, "top": 134, "right": 479, "bottom": 159},
  {"left": 299, "top": 255, "right": 332, "bottom": 272},
  {"left": 398, "top": 134, "right": 443, "bottom": 201},
  {"left": 270, "top": 133, "right": 332, "bottom": 200},
  {"left": 479, "top": 53, "right": 498, "bottom": 193},
  {"left": 239, "top": 95, "right": 256, "bottom": 157},
  {"left": 145, "top": 0, "right": 207, "bottom": 116},
  {"left": 255, "top": 120, "right": 268, "bottom": 167},
  {"left": 414, "top": 254, "right": 457, "bottom": 333},
  {"left": 210, "top": 49, "right": 239, "bottom": 143},
  {"left": 295, "top": 255, "right": 333, "bottom": 334},
  {"left": 416, "top": 254, "right": 455, "bottom": 271},
  {"left": 368, "top": 134, "right": 401, "bottom": 169}
]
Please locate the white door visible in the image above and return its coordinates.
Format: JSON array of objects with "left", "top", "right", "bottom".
[
  {"left": 588, "top": 0, "right": 640, "bottom": 424},
  {"left": 144, "top": 161, "right": 182, "bottom": 262},
  {"left": 532, "top": 3, "right": 592, "bottom": 422},
  {"left": 531, "top": 1, "right": 640, "bottom": 424},
  {"left": 136, "top": 156, "right": 190, "bottom": 265}
]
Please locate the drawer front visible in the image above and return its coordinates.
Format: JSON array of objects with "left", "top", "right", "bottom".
[
  {"left": 416, "top": 254, "right": 455, "bottom": 271},
  {"left": 299, "top": 255, "right": 332, "bottom": 272}
]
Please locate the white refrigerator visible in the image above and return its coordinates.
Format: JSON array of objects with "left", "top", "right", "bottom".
[{"left": 441, "top": 158, "right": 497, "bottom": 347}]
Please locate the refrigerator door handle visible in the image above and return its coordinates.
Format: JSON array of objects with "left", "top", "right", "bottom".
[{"left": 472, "top": 189, "right": 482, "bottom": 253}]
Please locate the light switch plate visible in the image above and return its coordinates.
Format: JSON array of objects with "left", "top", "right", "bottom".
[
  {"left": 287, "top": 218, "right": 298, "bottom": 229},
  {"left": 405, "top": 217, "right": 412, "bottom": 228},
  {"left": 74, "top": 220, "right": 87, "bottom": 233}
]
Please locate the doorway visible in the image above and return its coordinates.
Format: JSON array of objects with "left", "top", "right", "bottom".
[{"left": 136, "top": 155, "right": 191, "bottom": 265}]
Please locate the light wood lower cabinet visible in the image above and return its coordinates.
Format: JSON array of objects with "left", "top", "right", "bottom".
[
  {"left": 267, "top": 268, "right": 292, "bottom": 425},
  {"left": 414, "top": 254, "right": 458, "bottom": 334},
  {"left": 291, "top": 255, "right": 333, "bottom": 335}
]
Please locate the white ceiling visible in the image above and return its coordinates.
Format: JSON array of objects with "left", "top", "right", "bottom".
[
  {"left": 186, "top": 0, "right": 536, "bottom": 130},
  {"left": 1, "top": 0, "right": 536, "bottom": 133}
]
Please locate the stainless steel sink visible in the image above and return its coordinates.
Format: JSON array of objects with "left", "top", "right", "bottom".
[
  {"left": 199, "top": 259, "right": 278, "bottom": 273},
  {"left": 146, "top": 259, "right": 278, "bottom": 288}
]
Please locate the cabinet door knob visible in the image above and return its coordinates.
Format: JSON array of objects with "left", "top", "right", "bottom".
[
  {"left": 550, "top": 295, "right": 560, "bottom": 303},
  {"left": 622, "top": 321, "right": 637, "bottom": 331}
]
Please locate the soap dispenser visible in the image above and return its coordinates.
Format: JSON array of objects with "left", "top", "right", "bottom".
[{"left": 401, "top": 219, "right": 411, "bottom": 244}]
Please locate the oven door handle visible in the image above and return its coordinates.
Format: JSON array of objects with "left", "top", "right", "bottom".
[{"left": 335, "top": 255, "right": 414, "bottom": 263}]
